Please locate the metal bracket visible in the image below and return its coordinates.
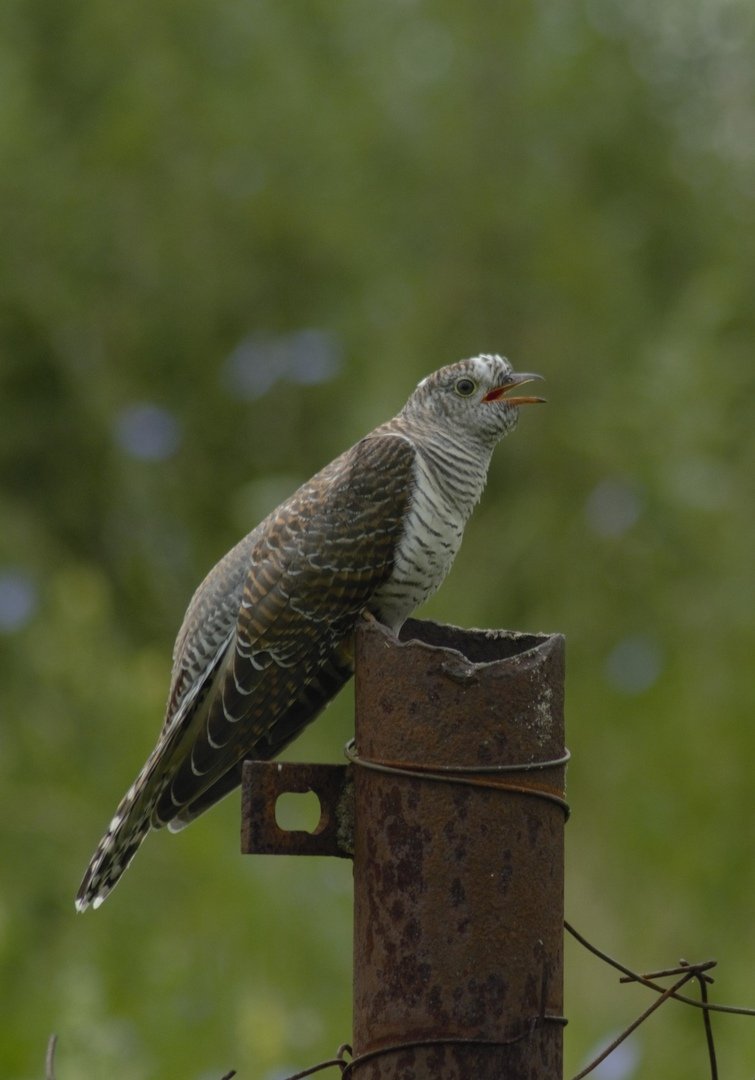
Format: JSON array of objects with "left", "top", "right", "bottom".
[{"left": 241, "top": 760, "right": 353, "bottom": 858}]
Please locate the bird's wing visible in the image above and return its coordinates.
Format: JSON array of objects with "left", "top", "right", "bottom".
[
  {"left": 153, "top": 431, "right": 416, "bottom": 823},
  {"left": 161, "top": 530, "right": 258, "bottom": 736},
  {"left": 75, "top": 433, "right": 415, "bottom": 909}
]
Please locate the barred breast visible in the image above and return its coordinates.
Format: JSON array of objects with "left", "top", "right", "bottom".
[{"left": 371, "top": 431, "right": 493, "bottom": 631}]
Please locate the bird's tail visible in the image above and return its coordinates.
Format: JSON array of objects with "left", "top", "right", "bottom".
[{"left": 75, "top": 752, "right": 169, "bottom": 912}]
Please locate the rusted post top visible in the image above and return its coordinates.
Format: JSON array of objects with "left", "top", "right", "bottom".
[
  {"left": 351, "top": 617, "right": 567, "bottom": 1079},
  {"left": 383, "top": 616, "right": 565, "bottom": 761}
]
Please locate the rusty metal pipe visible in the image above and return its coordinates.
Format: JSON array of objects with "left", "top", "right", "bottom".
[{"left": 350, "top": 617, "right": 567, "bottom": 1079}]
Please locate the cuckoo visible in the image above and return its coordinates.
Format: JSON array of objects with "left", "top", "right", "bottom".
[{"left": 76, "top": 353, "right": 544, "bottom": 910}]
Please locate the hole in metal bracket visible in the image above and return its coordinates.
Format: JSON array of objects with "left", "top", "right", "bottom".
[{"left": 274, "top": 789, "right": 322, "bottom": 834}]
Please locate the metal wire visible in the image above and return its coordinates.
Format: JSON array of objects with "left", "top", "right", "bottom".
[
  {"left": 275, "top": 1018, "right": 569, "bottom": 1079},
  {"left": 341, "top": 1017, "right": 568, "bottom": 1076},
  {"left": 563, "top": 921, "right": 750, "bottom": 1080},
  {"left": 569, "top": 963, "right": 712, "bottom": 1080},
  {"left": 565, "top": 920, "right": 755, "bottom": 1017},
  {"left": 271, "top": 923, "right": 754, "bottom": 1080},
  {"left": 343, "top": 737, "right": 571, "bottom": 816}
]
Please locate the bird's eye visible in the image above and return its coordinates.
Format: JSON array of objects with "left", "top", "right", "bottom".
[{"left": 454, "top": 377, "right": 477, "bottom": 397}]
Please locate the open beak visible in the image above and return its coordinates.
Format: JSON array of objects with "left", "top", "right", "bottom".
[{"left": 482, "top": 372, "right": 546, "bottom": 406}]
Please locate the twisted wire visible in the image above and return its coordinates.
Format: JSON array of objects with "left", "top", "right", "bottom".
[{"left": 344, "top": 737, "right": 570, "bottom": 816}]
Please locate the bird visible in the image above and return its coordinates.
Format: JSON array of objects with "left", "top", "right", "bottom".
[{"left": 75, "top": 353, "right": 544, "bottom": 910}]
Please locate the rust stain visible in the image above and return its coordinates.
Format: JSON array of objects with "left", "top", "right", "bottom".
[{"left": 241, "top": 761, "right": 351, "bottom": 858}]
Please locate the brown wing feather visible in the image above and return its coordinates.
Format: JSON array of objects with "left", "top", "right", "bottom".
[{"left": 154, "top": 432, "right": 415, "bottom": 823}]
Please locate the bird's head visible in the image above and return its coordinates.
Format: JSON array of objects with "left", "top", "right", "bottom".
[{"left": 404, "top": 354, "right": 545, "bottom": 444}]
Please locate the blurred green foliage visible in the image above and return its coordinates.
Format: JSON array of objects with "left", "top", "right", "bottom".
[{"left": 1, "top": 1, "right": 754, "bottom": 1077}]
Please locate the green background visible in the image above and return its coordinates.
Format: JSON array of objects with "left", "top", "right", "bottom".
[{"left": 1, "top": 2, "right": 753, "bottom": 1077}]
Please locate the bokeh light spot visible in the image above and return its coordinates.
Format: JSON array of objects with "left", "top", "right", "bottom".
[
  {"left": 604, "top": 635, "right": 664, "bottom": 695},
  {"left": 0, "top": 570, "right": 38, "bottom": 633},
  {"left": 223, "top": 329, "right": 342, "bottom": 400},
  {"left": 582, "top": 1030, "right": 641, "bottom": 1079},
  {"left": 585, "top": 479, "right": 643, "bottom": 538},
  {"left": 113, "top": 403, "right": 182, "bottom": 461}
]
